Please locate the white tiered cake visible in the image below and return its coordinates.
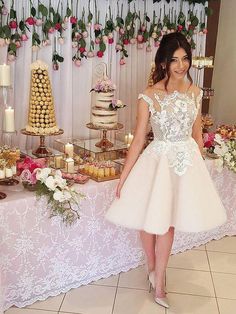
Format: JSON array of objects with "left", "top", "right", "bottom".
[{"left": 91, "top": 78, "right": 124, "bottom": 128}]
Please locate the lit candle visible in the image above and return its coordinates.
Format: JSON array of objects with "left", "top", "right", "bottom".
[
  {"left": 65, "top": 158, "right": 74, "bottom": 173},
  {"left": 64, "top": 143, "right": 74, "bottom": 157},
  {"left": 125, "top": 133, "right": 134, "bottom": 146},
  {"left": 4, "top": 106, "right": 15, "bottom": 132},
  {"left": 0, "top": 63, "right": 11, "bottom": 86}
]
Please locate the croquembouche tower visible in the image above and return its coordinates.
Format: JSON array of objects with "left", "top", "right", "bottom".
[{"left": 21, "top": 60, "right": 63, "bottom": 156}]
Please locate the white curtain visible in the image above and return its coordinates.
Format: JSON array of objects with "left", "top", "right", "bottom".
[{"left": 0, "top": 0, "right": 206, "bottom": 150}]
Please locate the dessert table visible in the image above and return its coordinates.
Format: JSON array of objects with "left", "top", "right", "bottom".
[{"left": 0, "top": 159, "right": 236, "bottom": 312}]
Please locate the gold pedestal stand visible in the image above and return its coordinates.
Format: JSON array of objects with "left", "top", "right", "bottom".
[
  {"left": 86, "top": 123, "right": 123, "bottom": 150},
  {"left": 21, "top": 129, "right": 64, "bottom": 157}
]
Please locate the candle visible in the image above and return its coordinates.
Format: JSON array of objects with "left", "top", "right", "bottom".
[
  {"left": 11, "top": 165, "right": 17, "bottom": 175},
  {"left": 65, "top": 158, "right": 74, "bottom": 173},
  {"left": 4, "top": 106, "right": 15, "bottom": 132},
  {"left": 125, "top": 133, "right": 134, "bottom": 146},
  {"left": 64, "top": 143, "right": 74, "bottom": 157},
  {"left": 0, "top": 63, "right": 11, "bottom": 86},
  {"left": 5, "top": 167, "right": 13, "bottom": 178},
  {"left": 54, "top": 155, "right": 63, "bottom": 168},
  {"left": 0, "top": 168, "right": 5, "bottom": 179}
]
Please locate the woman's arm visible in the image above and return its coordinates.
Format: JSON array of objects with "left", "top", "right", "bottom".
[
  {"left": 116, "top": 98, "right": 150, "bottom": 197},
  {"left": 192, "top": 111, "right": 204, "bottom": 156}
]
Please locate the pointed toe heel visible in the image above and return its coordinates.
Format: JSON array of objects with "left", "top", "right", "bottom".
[{"left": 154, "top": 296, "right": 169, "bottom": 308}]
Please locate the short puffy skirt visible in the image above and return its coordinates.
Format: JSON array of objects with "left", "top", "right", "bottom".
[{"left": 105, "top": 141, "right": 227, "bottom": 235}]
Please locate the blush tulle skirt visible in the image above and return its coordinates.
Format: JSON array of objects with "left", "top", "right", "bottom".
[{"left": 105, "top": 149, "right": 227, "bottom": 235}]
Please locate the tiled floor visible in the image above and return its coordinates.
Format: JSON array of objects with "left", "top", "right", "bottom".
[{"left": 5, "top": 236, "right": 236, "bottom": 314}]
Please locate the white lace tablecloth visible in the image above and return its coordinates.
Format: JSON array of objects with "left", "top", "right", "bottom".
[{"left": 0, "top": 160, "right": 235, "bottom": 312}]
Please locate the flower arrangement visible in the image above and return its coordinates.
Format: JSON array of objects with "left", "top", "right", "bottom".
[
  {"left": 214, "top": 136, "right": 236, "bottom": 173},
  {"left": 0, "top": 0, "right": 211, "bottom": 67},
  {"left": 109, "top": 99, "right": 126, "bottom": 110},
  {"left": 21, "top": 165, "right": 84, "bottom": 225},
  {"left": 91, "top": 78, "right": 116, "bottom": 92},
  {"left": 203, "top": 133, "right": 236, "bottom": 173}
]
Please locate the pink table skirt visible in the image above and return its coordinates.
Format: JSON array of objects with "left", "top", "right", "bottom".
[{"left": 0, "top": 160, "right": 235, "bottom": 311}]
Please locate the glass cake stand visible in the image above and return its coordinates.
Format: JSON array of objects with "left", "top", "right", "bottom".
[
  {"left": 21, "top": 128, "right": 64, "bottom": 157},
  {"left": 86, "top": 123, "right": 123, "bottom": 149}
]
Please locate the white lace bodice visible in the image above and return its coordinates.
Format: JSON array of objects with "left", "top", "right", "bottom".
[{"left": 138, "top": 89, "right": 203, "bottom": 176}]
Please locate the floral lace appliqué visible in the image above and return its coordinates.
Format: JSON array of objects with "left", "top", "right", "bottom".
[{"left": 138, "top": 91, "right": 202, "bottom": 176}]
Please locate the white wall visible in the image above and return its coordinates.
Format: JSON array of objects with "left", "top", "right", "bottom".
[{"left": 210, "top": 0, "right": 236, "bottom": 125}]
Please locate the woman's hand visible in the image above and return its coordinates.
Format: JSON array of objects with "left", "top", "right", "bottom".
[{"left": 116, "top": 178, "right": 125, "bottom": 198}]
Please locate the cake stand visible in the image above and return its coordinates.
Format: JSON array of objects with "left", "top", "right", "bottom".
[
  {"left": 21, "top": 129, "right": 64, "bottom": 157},
  {"left": 86, "top": 123, "right": 123, "bottom": 149}
]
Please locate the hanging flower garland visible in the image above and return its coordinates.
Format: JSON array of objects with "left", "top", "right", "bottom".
[{"left": 0, "top": 0, "right": 213, "bottom": 68}]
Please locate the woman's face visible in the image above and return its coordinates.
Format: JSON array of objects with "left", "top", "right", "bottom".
[{"left": 168, "top": 48, "right": 190, "bottom": 80}]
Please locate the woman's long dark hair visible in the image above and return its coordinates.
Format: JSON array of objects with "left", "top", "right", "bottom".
[{"left": 152, "top": 32, "right": 193, "bottom": 90}]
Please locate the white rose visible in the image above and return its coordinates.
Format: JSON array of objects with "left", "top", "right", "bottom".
[
  {"left": 36, "top": 168, "right": 51, "bottom": 182},
  {"left": 53, "top": 189, "right": 65, "bottom": 202},
  {"left": 45, "top": 176, "right": 57, "bottom": 191}
]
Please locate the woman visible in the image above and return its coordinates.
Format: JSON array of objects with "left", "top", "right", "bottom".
[{"left": 105, "top": 32, "right": 226, "bottom": 308}]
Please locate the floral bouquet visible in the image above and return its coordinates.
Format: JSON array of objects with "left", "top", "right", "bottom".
[
  {"left": 90, "top": 78, "right": 116, "bottom": 92},
  {"left": 214, "top": 136, "right": 236, "bottom": 173},
  {"left": 34, "top": 168, "right": 84, "bottom": 225}
]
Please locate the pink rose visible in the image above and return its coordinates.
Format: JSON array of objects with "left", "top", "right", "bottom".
[
  {"left": 48, "top": 27, "right": 54, "bottom": 34},
  {"left": 87, "top": 51, "right": 94, "bottom": 58},
  {"left": 21, "top": 33, "right": 28, "bottom": 41},
  {"left": 53, "top": 62, "right": 59, "bottom": 71},
  {"left": 54, "top": 23, "right": 61, "bottom": 31},
  {"left": 154, "top": 41, "right": 160, "bottom": 48},
  {"left": 9, "top": 20, "right": 18, "bottom": 29},
  {"left": 115, "top": 44, "right": 122, "bottom": 51},
  {"left": 123, "top": 39, "right": 129, "bottom": 45},
  {"left": 203, "top": 28, "right": 208, "bottom": 34},
  {"left": 79, "top": 47, "right": 86, "bottom": 53},
  {"left": 15, "top": 40, "right": 21, "bottom": 48},
  {"left": 177, "top": 25, "right": 183, "bottom": 31},
  {"left": 120, "top": 58, "right": 125, "bottom": 65},
  {"left": 94, "top": 23, "right": 101, "bottom": 31},
  {"left": 95, "top": 37, "right": 100, "bottom": 44},
  {"left": 7, "top": 53, "right": 16, "bottom": 62},
  {"left": 108, "top": 38, "right": 114, "bottom": 44},
  {"left": 36, "top": 18, "right": 43, "bottom": 26},
  {"left": 119, "top": 28, "right": 125, "bottom": 35},
  {"left": 74, "top": 59, "right": 81, "bottom": 67},
  {"left": 26, "top": 17, "right": 36, "bottom": 25},
  {"left": 1, "top": 6, "right": 8, "bottom": 15},
  {"left": 97, "top": 50, "right": 104, "bottom": 58},
  {"left": 137, "top": 34, "right": 143, "bottom": 43},
  {"left": 70, "top": 16, "right": 78, "bottom": 24},
  {"left": 141, "top": 25, "right": 146, "bottom": 32}
]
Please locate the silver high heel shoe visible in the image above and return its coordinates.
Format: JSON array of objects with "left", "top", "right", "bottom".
[
  {"left": 148, "top": 271, "right": 169, "bottom": 308},
  {"left": 154, "top": 295, "right": 170, "bottom": 308},
  {"left": 148, "top": 271, "right": 155, "bottom": 292}
]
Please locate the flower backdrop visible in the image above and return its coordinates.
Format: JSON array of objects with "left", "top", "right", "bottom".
[{"left": 0, "top": 0, "right": 208, "bottom": 149}]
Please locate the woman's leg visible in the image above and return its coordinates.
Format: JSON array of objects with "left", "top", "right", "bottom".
[
  {"left": 140, "top": 231, "right": 156, "bottom": 273},
  {"left": 155, "top": 227, "right": 175, "bottom": 297}
]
